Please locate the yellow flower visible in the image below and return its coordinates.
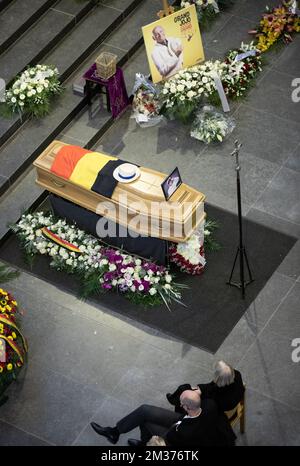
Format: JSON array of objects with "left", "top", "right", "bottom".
[
  {"left": 12, "top": 332, "right": 17, "bottom": 339},
  {"left": 8, "top": 335, "right": 13, "bottom": 340},
  {"left": 6, "top": 305, "right": 11, "bottom": 311},
  {"left": 7, "top": 363, "right": 13, "bottom": 370},
  {"left": 12, "top": 301, "right": 17, "bottom": 306},
  {"left": 0, "top": 367, "right": 3, "bottom": 373}
]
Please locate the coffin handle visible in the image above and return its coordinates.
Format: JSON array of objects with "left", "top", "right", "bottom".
[{"left": 51, "top": 178, "right": 65, "bottom": 188}]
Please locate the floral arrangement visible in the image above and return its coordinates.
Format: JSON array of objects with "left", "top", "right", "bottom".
[
  {"left": 160, "top": 41, "right": 264, "bottom": 123},
  {"left": 179, "top": 1, "right": 235, "bottom": 29},
  {"left": 221, "top": 42, "right": 263, "bottom": 100},
  {"left": 0, "top": 288, "right": 28, "bottom": 399},
  {"left": 12, "top": 212, "right": 187, "bottom": 309},
  {"left": 169, "top": 219, "right": 220, "bottom": 275},
  {"left": 251, "top": 2, "right": 300, "bottom": 52},
  {"left": 180, "top": 0, "right": 219, "bottom": 29},
  {"left": 160, "top": 41, "right": 263, "bottom": 116},
  {"left": 190, "top": 105, "right": 235, "bottom": 143},
  {"left": 169, "top": 231, "right": 206, "bottom": 275},
  {"left": 158, "top": 0, "right": 300, "bottom": 128},
  {"left": 132, "top": 73, "right": 163, "bottom": 127},
  {"left": 4, "top": 64, "right": 63, "bottom": 118},
  {"left": 160, "top": 61, "right": 226, "bottom": 123}
]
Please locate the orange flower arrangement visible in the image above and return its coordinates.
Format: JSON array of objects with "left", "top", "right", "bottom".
[{"left": 253, "top": 3, "right": 300, "bottom": 52}]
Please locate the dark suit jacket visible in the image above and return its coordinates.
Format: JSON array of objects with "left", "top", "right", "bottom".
[
  {"left": 198, "top": 370, "right": 245, "bottom": 412},
  {"left": 166, "top": 399, "right": 236, "bottom": 447}
]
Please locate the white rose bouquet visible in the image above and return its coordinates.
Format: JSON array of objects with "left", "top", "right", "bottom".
[
  {"left": 190, "top": 105, "right": 235, "bottom": 144},
  {"left": 4, "top": 64, "right": 63, "bottom": 118},
  {"left": 160, "top": 61, "right": 225, "bottom": 123}
]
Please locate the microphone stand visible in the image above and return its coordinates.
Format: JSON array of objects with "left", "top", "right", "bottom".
[{"left": 227, "top": 140, "right": 254, "bottom": 298}]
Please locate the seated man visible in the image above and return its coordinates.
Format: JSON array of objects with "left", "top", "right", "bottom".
[
  {"left": 91, "top": 389, "right": 236, "bottom": 447},
  {"left": 166, "top": 360, "right": 245, "bottom": 413}
]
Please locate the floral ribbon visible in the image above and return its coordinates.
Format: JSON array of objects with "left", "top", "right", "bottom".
[
  {"left": 0, "top": 315, "right": 28, "bottom": 354},
  {"left": 0, "top": 335, "right": 25, "bottom": 364},
  {"left": 42, "top": 227, "right": 82, "bottom": 253}
]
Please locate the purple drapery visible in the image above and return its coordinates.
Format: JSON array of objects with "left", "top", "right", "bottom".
[{"left": 83, "top": 64, "right": 130, "bottom": 118}]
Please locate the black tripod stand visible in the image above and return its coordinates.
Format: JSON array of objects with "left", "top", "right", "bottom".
[{"left": 227, "top": 140, "right": 254, "bottom": 298}]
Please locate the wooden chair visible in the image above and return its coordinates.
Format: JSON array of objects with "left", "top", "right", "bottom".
[{"left": 224, "top": 387, "right": 245, "bottom": 434}]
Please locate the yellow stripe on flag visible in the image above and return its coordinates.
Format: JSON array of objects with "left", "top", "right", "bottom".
[{"left": 69, "top": 152, "right": 116, "bottom": 189}]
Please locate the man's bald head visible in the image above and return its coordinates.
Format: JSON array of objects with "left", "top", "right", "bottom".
[
  {"left": 180, "top": 390, "right": 201, "bottom": 411},
  {"left": 152, "top": 26, "right": 166, "bottom": 44}
]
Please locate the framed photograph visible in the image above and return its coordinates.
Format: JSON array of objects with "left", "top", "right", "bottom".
[
  {"left": 142, "top": 4, "right": 205, "bottom": 84},
  {"left": 161, "top": 167, "right": 182, "bottom": 201}
]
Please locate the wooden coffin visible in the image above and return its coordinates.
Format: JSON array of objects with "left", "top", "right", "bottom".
[{"left": 33, "top": 140, "right": 206, "bottom": 242}]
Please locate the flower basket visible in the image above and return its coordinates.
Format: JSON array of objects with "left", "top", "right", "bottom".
[
  {"left": 95, "top": 52, "right": 117, "bottom": 80},
  {"left": 131, "top": 73, "right": 163, "bottom": 127}
]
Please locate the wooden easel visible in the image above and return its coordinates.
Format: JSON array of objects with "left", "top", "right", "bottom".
[{"left": 157, "top": 0, "right": 174, "bottom": 18}]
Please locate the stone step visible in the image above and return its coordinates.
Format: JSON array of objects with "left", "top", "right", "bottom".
[
  {"left": 0, "top": 0, "right": 162, "bottom": 197},
  {"left": 0, "top": 0, "right": 143, "bottom": 149},
  {"left": 0, "top": 48, "right": 148, "bottom": 243},
  {"left": 0, "top": 0, "right": 57, "bottom": 56},
  {"left": 0, "top": 0, "right": 14, "bottom": 13},
  {"left": 44, "top": 0, "right": 144, "bottom": 84},
  {"left": 0, "top": 0, "right": 95, "bottom": 85}
]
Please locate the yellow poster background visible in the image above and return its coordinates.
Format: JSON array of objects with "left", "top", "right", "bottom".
[{"left": 142, "top": 5, "right": 205, "bottom": 84}]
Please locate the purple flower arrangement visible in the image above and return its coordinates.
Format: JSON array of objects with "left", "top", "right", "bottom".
[{"left": 14, "top": 212, "right": 187, "bottom": 308}]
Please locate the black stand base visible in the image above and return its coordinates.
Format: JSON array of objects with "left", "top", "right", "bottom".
[
  {"left": 227, "top": 246, "right": 254, "bottom": 299},
  {"left": 0, "top": 394, "right": 8, "bottom": 406}
]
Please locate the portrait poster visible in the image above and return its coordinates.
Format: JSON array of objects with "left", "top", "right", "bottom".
[{"left": 142, "top": 4, "right": 205, "bottom": 84}]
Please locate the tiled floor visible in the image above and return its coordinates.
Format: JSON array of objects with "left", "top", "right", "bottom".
[{"left": 0, "top": 0, "right": 300, "bottom": 447}]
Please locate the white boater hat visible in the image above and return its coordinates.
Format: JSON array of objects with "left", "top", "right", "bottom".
[{"left": 113, "top": 163, "right": 140, "bottom": 183}]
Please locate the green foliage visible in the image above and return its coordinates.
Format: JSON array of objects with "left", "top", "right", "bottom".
[
  {"left": 161, "top": 100, "right": 198, "bottom": 124},
  {"left": 207, "top": 90, "right": 222, "bottom": 107},
  {"left": 204, "top": 218, "right": 221, "bottom": 252},
  {"left": 196, "top": 4, "right": 217, "bottom": 31},
  {"left": 79, "top": 271, "right": 103, "bottom": 299},
  {"left": 127, "top": 291, "right": 163, "bottom": 308},
  {"left": 0, "top": 264, "right": 20, "bottom": 285},
  {"left": 0, "top": 102, "right": 15, "bottom": 119}
]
